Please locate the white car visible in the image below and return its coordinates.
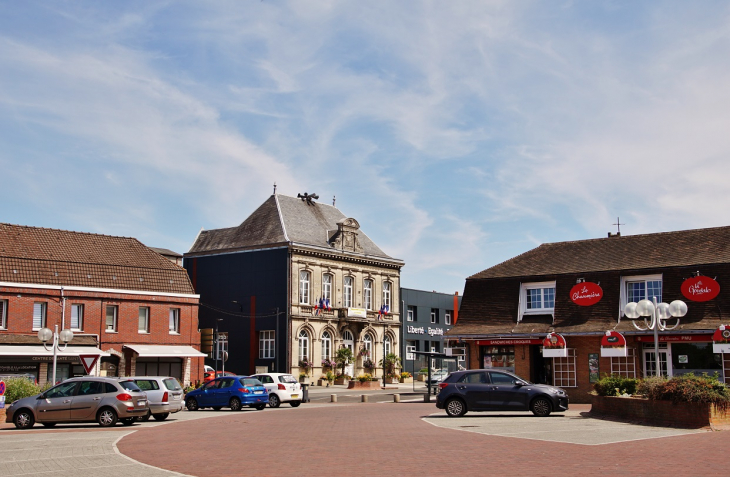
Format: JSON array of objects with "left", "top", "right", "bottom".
[{"left": 252, "top": 373, "right": 302, "bottom": 408}]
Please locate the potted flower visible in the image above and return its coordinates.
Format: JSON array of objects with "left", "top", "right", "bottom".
[
  {"left": 363, "top": 358, "right": 375, "bottom": 373},
  {"left": 321, "top": 358, "right": 336, "bottom": 371},
  {"left": 298, "top": 358, "right": 312, "bottom": 383},
  {"left": 299, "top": 371, "right": 309, "bottom": 384},
  {"left": 400, "top": 371, "right": 413, "bottom": 384},
  {"left": 417, "top": 367, "right": 428, "bottom": 382},
  {"left": 334, "top": 347, "right": 354, "bottom": 384},
  {"left": 358, "top": 346, "right": 370, "bottom": 358},
  {"left": 379, "top": 353, "right": 402, "bottom": 384}
]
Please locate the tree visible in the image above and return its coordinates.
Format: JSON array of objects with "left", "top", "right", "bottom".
[
  {"left": 335, "top": 346, "right": 354, "bottom": 377},
  {"left": 379, "top": 353, "right": 402, "bottom": 377}
]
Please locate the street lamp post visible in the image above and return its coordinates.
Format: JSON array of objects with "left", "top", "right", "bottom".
[
  {"left": 38, "top": 325, "right": 74, "bottom": 385},
  {"left": 214, "top": 318, "right": 223, "bottom": 377},
  {"left": 624, "top": 296, "right": 687, "bottom": 377}
]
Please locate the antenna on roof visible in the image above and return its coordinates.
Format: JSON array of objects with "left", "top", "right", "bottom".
[
  {"left": 273, "top": 182, "right": 277, "bottom": 195},
  {"left": 608, "top": 217, "right": 624, "bottom": 237},
  {"left": 333, "top": 196, "right": 336, "bottom": 207}
]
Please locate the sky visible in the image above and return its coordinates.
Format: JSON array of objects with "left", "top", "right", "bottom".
[{"left": 1, "top": 1, "right": 730, "bottom": 295}]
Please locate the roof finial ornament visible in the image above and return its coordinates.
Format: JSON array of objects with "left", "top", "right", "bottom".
[
  {"left": 273, "top": 182, "right": 277, "bottom": 195},
  {"left": 608, "top": 217, "right": 624, "bottom": 237},
  {"left": 333, "top": 195, "right": 336, "bottom": 207},
  {"left": 297, "top": 192, "right": 319, "bottom": 206}
]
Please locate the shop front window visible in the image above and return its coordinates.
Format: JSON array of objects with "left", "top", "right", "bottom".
[{"left": 482, "top": 345, "right": 516, "bottom": 373}]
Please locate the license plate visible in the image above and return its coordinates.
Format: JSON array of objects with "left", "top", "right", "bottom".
[
  {"left": 172, "top": 395, "right": 180, "bottom": 400},
  {"left": 254, "top": 391, "right": 263, "bottom": 394},
  {"left": 137, "top": 400, "right": 146, "bottom": 406},
  {"left": 291, "top": 394, "right": 299, "bottom": 399}
]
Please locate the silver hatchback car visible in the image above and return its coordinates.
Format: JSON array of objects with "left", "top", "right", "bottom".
[
  {"left": 6, "top": 376, "right": 149, "bottom": 429},
  {"left": 124, "top": 376, "right": 184, "bottom": 421}
]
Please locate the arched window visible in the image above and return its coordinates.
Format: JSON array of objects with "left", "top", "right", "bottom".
[
  {"left": 363, "top": 333, "right": 373, "bottom": 359},
  {"left": 343, "top": 330, "right": 354, "bottom": 352},
  {"left": 382, "top": 281, "right": 391, "bottom": 311},
  {"left": 322, "top": 274, "right": 333, "bottom": 304},
  {"left": 299, "top": 270, "right": 310, "bottom": 304},
  {"left": 298, "top": 330, "right": 310, "bottom": 361},
  {"left": 322, "top": 331, "right": 332, "bottom": 360},
  {"left": 363, "top": 279, "right": 373, "bottom": 310},
  {"left": 384, "top": 335, "right": 392, "bottom": 356},
  {"left": 343, "top": 276, "right": 353, "bottom": 308}
]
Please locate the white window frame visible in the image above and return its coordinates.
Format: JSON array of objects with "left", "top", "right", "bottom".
[
  {"left": 363, "top": 279, "right": 373, "bottom": 310},
  {"left": 105, "top": 305, "right": 118, "bottom": 332},
  {"left": 343, "top": 276, "right": 353, "bottom": 308},
  {"left": 552, "top": 348, "right": 577, "bottom": 388},
  {"left": 321, "top": 331, "right": 332, "bottom": 360},
  {"left": 382, "top": 282, "right": 392, "bottom": 310},
  {"left": 363, "top": 334, "right": 373, "bottom": 358},
  {"left": 298, "top": 330, "right": 310, "bottom": 361},
  {"left": 169, "top": 308, "right": 180, "bottom": 334},
  {"left": 384, "top": 335, "right": 392, "bottom": 356},
  {"left": 322, "top": 274, "right": 333, "bottom": 303},
  {"left": 407, "top": 306, "right": 415, "bottom": 322},
  {"left": 138, "top": 307, "right": 150, "bottom": 333},
  {"left": 620, "top": 274, "right": 663, "bottom": 317},
  {"left": 518, "top": 281, "right": 556, "bottom": 322},
  {"left": 260, "top": 330, "right": 275, "bottom": 359},
  {"left": 299, "top": 270, "right": 311, "bottom": 305},
  {"left": 406, "top": 341, "right": 416, "bottom": 360},
  {"left": 610, "top": 348, "right": 636, "bottom": 378},
  {"left": 33, "top": 302, "right": 47, "bottom": 330},
  {"left": 0, "top": 299, "right": 7, "bottom": 329},
  {"left": 445, "top": 310, "right": 452, "bottom": 326},
  {"left": 430, "top": 308, "right": 437, "bottom": 324},
  {"left": 70, "top": 304, "right": 83, "bottom": 331}
]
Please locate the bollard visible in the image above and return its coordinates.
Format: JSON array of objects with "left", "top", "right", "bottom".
[
  {"left": 331, "top": 394, "right": 337, "bottom": 403},
  {"left": 361, "top": 394, "right": 368, "bottom": 403},
  {"left": 423, "top": 393, "right": 431, "bottom": 403},
  {"left": 394, "top": 394, "right": 400, "bottom": 403}
]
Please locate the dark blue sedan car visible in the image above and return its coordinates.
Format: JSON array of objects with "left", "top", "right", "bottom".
[{"left": 185, "top": 376, "right": 268, "bottom": 411}]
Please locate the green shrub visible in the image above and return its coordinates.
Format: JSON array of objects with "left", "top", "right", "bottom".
[
  {"left": 593, "top": 374, "right": 639, "bottom": 396},
  {"left": 5, "top": 377, "right": 42, "bottom": 404},
  {"left": 636, "top": 376, "right": 667, "bottom": 400},
  {"left": 640, "top": 373, "right": 730, "bottom": 404}
]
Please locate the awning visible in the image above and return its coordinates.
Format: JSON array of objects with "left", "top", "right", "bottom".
[
  {"left": 123, "top": 344, "right": 206, "bottom": 357},
  {"left": 0, "top": 345, "right": 110, "bottom": 357}
]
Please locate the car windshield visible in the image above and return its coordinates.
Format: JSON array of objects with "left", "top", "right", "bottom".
[
  {"left": 278, "top": 375, "right": 297, "bottom": 384},
  {"left": 163, "top": 378, "right": 182, "bottom": 391},
  {"left": 240, "top": 378, "right": 263, "bottom": 387},
  {"left": 119, "top": 381, "right": 142, "bottom": 391}
]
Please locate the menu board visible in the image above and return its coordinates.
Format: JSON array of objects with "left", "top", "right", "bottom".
[{"left": 482, "top": 346, "right": 516, "bottom": 373}]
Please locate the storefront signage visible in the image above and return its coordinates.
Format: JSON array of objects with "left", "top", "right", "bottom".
[
  {"left": 542, "top": 333, "right": 568, "bottom": 358},
  {"left": 570, "top": 282, "right": 603, "bottom": 306},
  {"left": 600, "top": 331, "right": 627, "bottom": 357},
  {"left": 681, "top": 276, "right": 720, "bottom": 302},
  {"left": 712, "top": 325, "right": 730, "bottom": 353},
  {"left": 348, "top": 307, "right": 367, "bottom": 318},
  {"left": 476, "top": 339, "right": 543, "bottom": 346},
  {"left": 635, "top": 334, "right": 711, "bottom": 343},
  {"left": 407, "top": 326, "right": 444, "bottom": 336}
]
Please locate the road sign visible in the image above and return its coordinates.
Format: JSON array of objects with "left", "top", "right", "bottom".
[
  {"left": 0, "top": 380, "right": 5, "bottom": 396},
  {"left": 79, "top": 355, "right": 100, "bottom": 375}
]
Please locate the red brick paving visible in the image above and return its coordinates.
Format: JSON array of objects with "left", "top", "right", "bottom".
[{"left": 118, "top": 403, "right": 730, "bottom": 477}]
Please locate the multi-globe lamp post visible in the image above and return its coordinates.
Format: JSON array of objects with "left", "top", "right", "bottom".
[
  {"left": 37, "top": 325, "right": 74, "bottom": 385},
  {"left": 623, "top": 296, "right": 687, "bottom": 377}
]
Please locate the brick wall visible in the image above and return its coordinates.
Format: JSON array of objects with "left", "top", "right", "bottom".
[{"left": 590, "top": 395, "right": 730, "bottom": 430}]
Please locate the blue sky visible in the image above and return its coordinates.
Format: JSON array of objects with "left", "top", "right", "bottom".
[{"left": 1, "top": 1, "right": 730, "bottom": 295}]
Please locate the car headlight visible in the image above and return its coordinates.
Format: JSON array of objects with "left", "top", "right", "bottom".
[{"left": 547, "top": 388, "right": 565, "bottom": 396}]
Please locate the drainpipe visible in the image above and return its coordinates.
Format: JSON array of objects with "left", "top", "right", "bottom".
[{"left": 60, "top": 287, "right": 66, "bottom": 330}]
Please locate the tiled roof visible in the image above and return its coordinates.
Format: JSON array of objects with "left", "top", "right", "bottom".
[
  {"left": 470, "top": 226, "right": 730, "bottom": 279},
  {"left": 0, "top": 224, "right": 195, "bottom": 295},
  {"left": 187, "top": 194, "right": 399, "bottom": 261}
]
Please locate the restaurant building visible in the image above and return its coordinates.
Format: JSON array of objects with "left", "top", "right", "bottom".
[
  {"left": 0, "top": 224, "right": 203, "bottom": 385},
  {"left": 448, "top": 226, "right": 730, "bottom": 403}
]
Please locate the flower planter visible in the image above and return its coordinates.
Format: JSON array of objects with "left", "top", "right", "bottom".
[
  {"left": 334, "top": 377, "right": 349, "bottom": 385},
  {"left": 385, "top": 377, "right": 399, "bottom": 384},
  {"left": 589, "top": 395, "right": 730, "bottom": 430},
  {"left": 416, "top": 374, "right": 427, "bottom": 382},
  {"left": 299, "top": 377, "right": 310, "bottom": 385},
  {"left": 399, "top": 377, "right": 413, "bottom": 384},
  {"left": 347, "top": 380, "right": 381, "bottom": 390}
]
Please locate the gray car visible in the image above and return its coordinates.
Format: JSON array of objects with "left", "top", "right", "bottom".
[
  {"left": 5, "top": 376, "right": 149, "bottom": 429},
  {"left": 124, "top": 376, "right": 184, "bottom": 421}
]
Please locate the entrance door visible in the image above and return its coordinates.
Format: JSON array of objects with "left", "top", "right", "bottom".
[
  {"left": 643, "top": 344, "right": 671, "bottom": 377},
  {"left": 343, "top": 330, "right": 354, "bottom": 377}
]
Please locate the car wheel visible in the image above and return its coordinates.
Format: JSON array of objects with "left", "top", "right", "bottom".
[
  {"left": 289, "top": 401, "right": 301, "bottom": 408},
  {"left": 229, "top": 397, "right": 242, "bottom": 412},
  {"left": 531, "top": 397, "right": 552, "bottom": 417},
  {"left": 41, "top": 422, "right": 57, "bottom": 428},
  {"left": 186, "top": 398, "right": 199, "bottom": 411},
  {"left": 152, "top": 413, "right": 169, "bottom": 421},
  {"left": 97, "top": 408, "right": 118, "bottom": 427},
  {"left": 269, "top": 394, "right": 281, "bottom": 408},
  {"left": 138, "top": 411, "right": 151, "bottom": 422},
  {"left": 445, "top": 398, "right": 467, "bottom": 417},
  {"left": 13, "top": 409, "right": 35, "bottom": 429},
  {"left": 120, "top": 418, "right": 136, "bottom": 426}
]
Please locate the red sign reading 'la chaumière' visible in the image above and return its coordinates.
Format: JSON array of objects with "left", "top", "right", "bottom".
[
  {"left": 569, "top": 282, "right": 603, "bottom": 306},
  {"left": 681, "top": 276, "right": 720, "bottom": 302}
]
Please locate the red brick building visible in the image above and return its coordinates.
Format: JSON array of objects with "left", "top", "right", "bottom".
[
  {"left": 0, "top": 224, "right": 203, "bottom": 385},
  {"left": 448, "top": 226, "right": 730, "bottom": 403}
]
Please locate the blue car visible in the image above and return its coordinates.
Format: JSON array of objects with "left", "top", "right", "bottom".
[{"left": 185, "top": 376, "right": 268, "bottom": 411}]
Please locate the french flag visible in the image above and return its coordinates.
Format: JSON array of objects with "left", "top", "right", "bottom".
[
  {"left": 325, "top": 298, "right": 331, "bottom": 311},
  {"left": 314, "top": 299, "right": 319, "bottom": 316},
  {"left": 378, "top": 305, "right": 384, "bottom": 321}
]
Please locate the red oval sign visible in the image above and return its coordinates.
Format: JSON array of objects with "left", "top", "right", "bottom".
[
  {"left": 681, "top": 276, "right": 720, "bottom": 302},
  {"left": 601, "top": 331, "right": 627, "bottom": 347},
  {"left": 570, "top": 282, "right": 603, "bottom": 306}
]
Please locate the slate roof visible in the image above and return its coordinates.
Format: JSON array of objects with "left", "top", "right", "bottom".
[
  {"left": 187, "top": 194, "right": 400, "bottom": 262},
  {"left": 0, "top": 224, "right": 195, "bottom": 295},
  {"left": 470, "top": 226, "right": 730, "bottom": 280}
]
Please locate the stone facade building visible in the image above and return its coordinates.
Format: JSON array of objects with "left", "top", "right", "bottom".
[{"left": 185, "top": 193, "right": 404, "bottom": 380}]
